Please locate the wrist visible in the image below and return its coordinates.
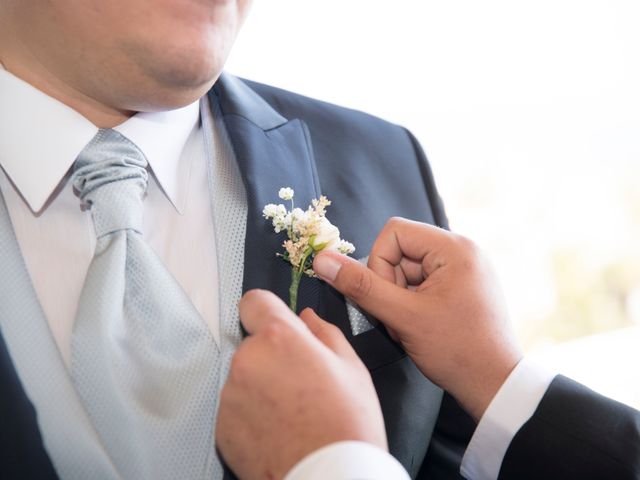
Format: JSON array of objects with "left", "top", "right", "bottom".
[{"left": 457, "top": 352, "right": 523, "bottom": 422}]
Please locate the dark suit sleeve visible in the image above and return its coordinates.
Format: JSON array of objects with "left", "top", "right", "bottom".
[
  {"left": 499, "top": 375, "right": 640, "bottom": 479},
  {"left": 403, "top": 128, "right": 450, "bottom": 231}
]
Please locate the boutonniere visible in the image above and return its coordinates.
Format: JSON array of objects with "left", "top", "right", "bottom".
[{"left": 263, "top": 187, "right": 355, "bottom": 312}]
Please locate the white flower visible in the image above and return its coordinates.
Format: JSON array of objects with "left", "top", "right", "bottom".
[
  {"left": 291, "top": 207, "right": 307, "bottom": 222},
  {"left": 336, "top": 240, "right": 356, "bottom": 255},
  {"left": 290, "top": 208, "right": 309, "bottom": 234},
  {"left": 263, "top": 203, "right": 286, "bottom": 219},
  {"left": 309, "top": 217, "right": 341, "bottom": 252},
  {"left": 272, "top": 212, "right": 291, "bottom": 233},
  {"left": 279, "top": 187, "right": 295, "bottom": 201}
]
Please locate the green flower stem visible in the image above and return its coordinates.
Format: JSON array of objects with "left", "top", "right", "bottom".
[
  {"left": 289, "top": 268, "right": 303, "bottom": 312},
  {"left": 289, "top": 247, "right": 314, "bottom": 312}
]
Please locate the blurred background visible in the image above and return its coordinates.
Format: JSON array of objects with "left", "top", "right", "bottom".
[{"left": 226, "top": 0, "right": 640, "bottom": 407}]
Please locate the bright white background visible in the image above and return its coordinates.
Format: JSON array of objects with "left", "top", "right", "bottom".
[{"left": 226, "top": 0, "right": 640, "bottom": 407}]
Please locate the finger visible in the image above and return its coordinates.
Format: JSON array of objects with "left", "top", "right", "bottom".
[
  {"left": 239, "top": 289, "right": 304, "bottom": 335},
  {"left": 398, "top": 257, "right": 426, "bottom": 286},
  {"left": 369, "top": 217, "right": 453, "bottom": 277},
  {"left": 372, "top": 259, "right": 422, "bottom": 288},
  {"left": 313, "top": 251, "right": 415, "bottom": 331},
  {"left": 393, "top": 264, "right": 408, "bottom": 288},
  {"left": 226, "top": 335, "right": 262, "bottom": 385},
  {"left": 299, "top": 308, "right": 360, "bottom": 361}
]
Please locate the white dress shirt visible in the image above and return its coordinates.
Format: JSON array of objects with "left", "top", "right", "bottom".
[
  {"left": 460, "top": 358, "right": 555, "bottom": 479},
  {"left": 0, "top": 64, "right": 220, "bottom": 366}
]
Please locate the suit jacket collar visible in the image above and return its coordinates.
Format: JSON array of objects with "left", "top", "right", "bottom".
[
  {"left": 212, "top": 73, "right": 287, "bottom": 130},
  {"left": 209, "top": 73, "right": 322, "bottom": 314}
]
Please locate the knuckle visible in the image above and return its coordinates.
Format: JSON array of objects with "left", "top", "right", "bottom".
[
  {"left": 218, "top": 384, "right": 232, "bottom": 407},
  {"left": 378, "top": 216, "right": 401, "bottom": 238},
  {"left": 453, "top": 233, "right": 478, "bottom": 253},
  {"left": 228, "top": 352, "right": 250, "bottom": 383},
  {"left": 261, "top": 321, "right": 286, "bottom": 343},
  {"left": 242, "top": 288, "right": 267, "bottom": 304},
  {"left": 452, "top": 234, "right": 483, "bottom": 269},
  {"left": 386, "top": 216, "right": 406, "bottom": 229},
  {"left": 242, "top": 288, "right": 281, "bottom": 310},
  {"left": 322, "top": 321, "right": 342, "bottom": 339}
]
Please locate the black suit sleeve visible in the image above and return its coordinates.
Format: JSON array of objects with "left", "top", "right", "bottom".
[
  {"left": 499, "top": 375, "right": 640, "bottom": 479},
  {"left": 403, "top": 128, "right": 450, "bottom": 231}
]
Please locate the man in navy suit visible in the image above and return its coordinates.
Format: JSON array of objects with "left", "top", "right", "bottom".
[{"left": 0, "top": 1, "right": 466, "bottom": 478}]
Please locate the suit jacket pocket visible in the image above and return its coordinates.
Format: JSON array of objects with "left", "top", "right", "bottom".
[
  {"left": 349, "top": 322, "right": 406, "bottom": 371},
  {"left": 316, "top": 281, "right": 406, "bottom": 371}
]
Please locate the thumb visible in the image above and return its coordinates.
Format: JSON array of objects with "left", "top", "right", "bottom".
[
  {"left": 299, "top": 308, "right": 359, "bottom": 361},
  {"left": 313, "top": 251, "right": 415, "bottom": 331}
]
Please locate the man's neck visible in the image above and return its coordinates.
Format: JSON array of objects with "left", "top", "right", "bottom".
[{"left": 0, "top": 55, "right": 134, "bottom": 129}]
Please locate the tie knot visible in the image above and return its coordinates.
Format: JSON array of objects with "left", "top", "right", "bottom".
[{"left": 72, "top": 129, "right": 149, "bottom": 238}]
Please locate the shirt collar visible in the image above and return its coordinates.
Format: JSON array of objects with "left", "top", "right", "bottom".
[
  {"left": 113, "top": 103, "right": 199, "bottom": 214},
  {"left": 0, "top": 64, "right": 199, "bottom": 214}
]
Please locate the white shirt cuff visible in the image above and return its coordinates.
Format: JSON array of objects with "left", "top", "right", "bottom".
[
  {"left": 284, "top": 441, "right": 410, "bottom": 480},
  {"left": 460, "top": 358, "right": 556, "bottom": 480}
]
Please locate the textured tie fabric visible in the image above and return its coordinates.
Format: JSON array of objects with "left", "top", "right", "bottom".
[{"left": 70, "top": 129, "right": 220, "bottom": 479}]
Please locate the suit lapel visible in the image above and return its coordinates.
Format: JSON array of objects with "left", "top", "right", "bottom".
[
  {"left": 210, "top": 74, "right": 322, "bottom": 314},
  {"left": 209, "top": 74, "right": 408, "bottom": 371}
]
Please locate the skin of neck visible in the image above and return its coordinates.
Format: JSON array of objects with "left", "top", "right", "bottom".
[{"left": 0, "top": 52, "right": 134, "bottom": 128}]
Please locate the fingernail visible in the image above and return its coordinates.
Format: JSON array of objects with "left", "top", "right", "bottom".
[{"left": 314, "top": 254, "right": 342, "bottom": 282}]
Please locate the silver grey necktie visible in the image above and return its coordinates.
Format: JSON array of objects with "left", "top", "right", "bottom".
[{"left": 70, "top": 129, "right": 220, "bottom": 479}]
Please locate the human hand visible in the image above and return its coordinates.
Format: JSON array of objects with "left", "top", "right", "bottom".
[
  {"left": 313, "top": 218, "right": 523, "bottom": 421},
  {"left": 216, "top": 290, "right": 387, "bottom": 480}
]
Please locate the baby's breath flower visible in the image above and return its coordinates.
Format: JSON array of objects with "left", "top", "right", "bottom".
[
  {"left": 337, "top": 240, "right": 356, "bottom": 255},
  {"left": 272, "top": 213, "right": 290, "bottom": 233},
  {"left": 264, "top": 188, "right": 355, "bottom": 312},
  {"left": 291, "top": 207, "right": 306, "bottom": 221},
  {"left": 263, "top": 203, "right": 286, "bottom": 219},
  {"left": 291, "top": 209, "right": 313, "bottom": 240},
  {"left": 279, "top": 187, "right": 295, "bottom": 201}
]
